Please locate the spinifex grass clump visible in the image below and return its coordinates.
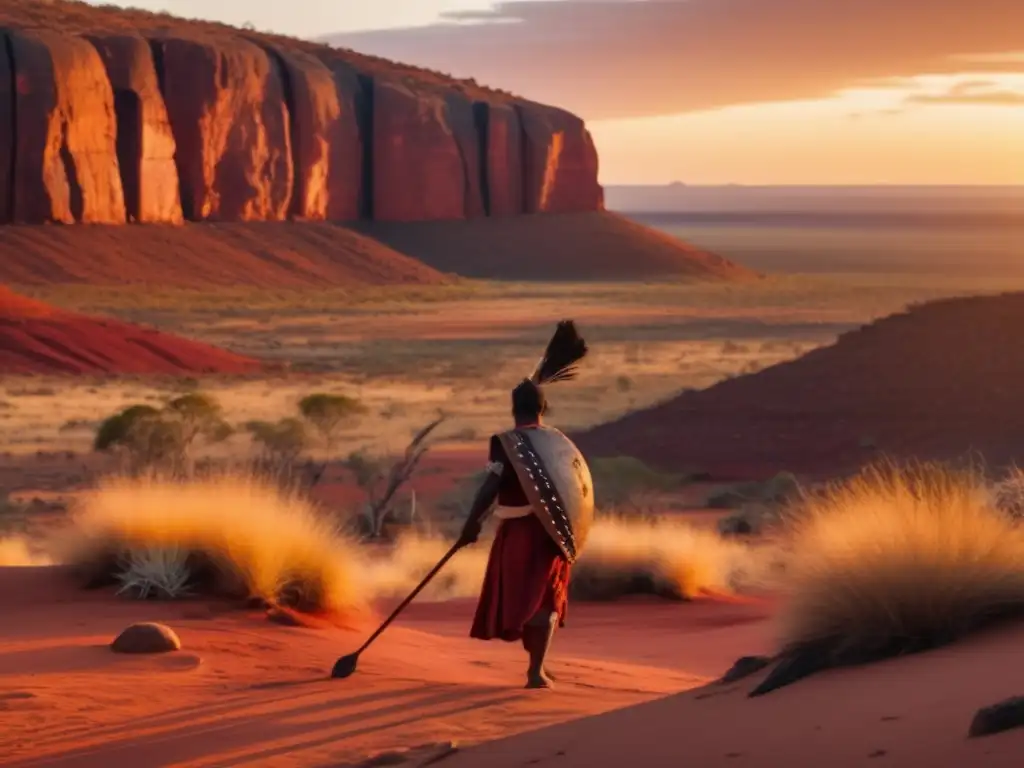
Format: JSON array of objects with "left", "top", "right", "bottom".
[
  {"left": 61, "top": 472, "right": 365, "bottom": 616},
  {"left": 765, "top": 460, "right": 1024, "bottom": 688}
]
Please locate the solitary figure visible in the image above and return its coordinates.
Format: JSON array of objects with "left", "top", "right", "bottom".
[{"left": 457, "top": 321, "right": 594, "bottom": 689}]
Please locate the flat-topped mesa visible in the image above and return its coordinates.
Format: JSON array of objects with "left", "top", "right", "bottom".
[{"left": 0, "top": 6, "right": 604, "bottom": 225}]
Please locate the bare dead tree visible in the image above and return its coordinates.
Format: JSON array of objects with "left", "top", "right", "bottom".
[{"left": 348, "top": 417, "right": 446, "bottom": 539}]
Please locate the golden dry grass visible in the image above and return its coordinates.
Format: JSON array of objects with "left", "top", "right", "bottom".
[
  {"left": 360, "top": 516, "right": 764, "bottom": 604},
  {"left": 0, "top": 536, "right": 52, "bottom": 566},
  {"left": 777, "top": 461, "right": 1024, "bottom": 659},
  {"left": 57, "top": 473, "right": 366, "bottom": 615},
  {"left": 570, "top": 516, "right": 764, "bottom": 601}
]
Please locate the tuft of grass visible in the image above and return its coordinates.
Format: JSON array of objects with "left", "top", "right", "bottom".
[
  {"left": 571, "top": 517, "right": 760, "bottom": 601},
  {"left": 115, "top": 545, "right": 192, "bottom": 599},
  {"left": 0, "top": 536, "right": 53, "bottom": 566},
  {"left": 58, "top": 473, "right": 365, "bottom": 616},
  {"left": 777, "top": 460, "right": 1024, "bottom": 661}
]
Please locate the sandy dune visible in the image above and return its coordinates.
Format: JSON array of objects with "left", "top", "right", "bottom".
[
  {"left": 1, "top": 567, "right": 768, "bottom": 767},
  {"left": 449, "top": 626, "right": 1024, "bottom": 768}
]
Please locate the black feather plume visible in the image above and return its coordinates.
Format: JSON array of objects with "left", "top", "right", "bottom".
[{"left": 530, "top": 320, "right": 588, "bottom": 385}]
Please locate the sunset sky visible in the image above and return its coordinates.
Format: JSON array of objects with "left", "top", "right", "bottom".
[{"left": 92, "top": 0, "right": 1024, "bottom": 186}]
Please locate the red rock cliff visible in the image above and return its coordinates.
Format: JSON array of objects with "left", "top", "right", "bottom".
[{"left": 0, "top": 7, "right": 603, "bottom": 225}]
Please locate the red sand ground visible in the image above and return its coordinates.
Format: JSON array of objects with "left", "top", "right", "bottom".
[
  {"left": 0, "top": 287, "right": 263, "bottom": 375},
  {"left": 577, "top": 292, "right": 1024, "bottom": 480},
  {"left": 4, "top": 566, "right": 1022, "bottom": 767},
  {"left": 0, "top": 566, "right": 759, "bottom": 767}
]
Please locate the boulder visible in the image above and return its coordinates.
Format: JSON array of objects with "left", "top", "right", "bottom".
[
  {"left": 372, "top": 79, "right": 465, "bottom": 222},
  {"left": 86, "top": 34, "right": 182, "bottom": 223},
  {"left": 476, "top": 101, "right": 524, "bottom": 216},
  {"left": 444, "top": 92, "right": 485, "bottom": 218},
  {"left": 6, "top": 29, "right": 125, "bottom": 224},
  {"left": 517, "top": 102, "right": 603, "bottom": 214},
  {"left": 969, "top": 696, "right": 1024, "bottom": 738},
  {"left": 149, "top": 34, "right": 292, "bottom": 221},
  {"left": 263, "top": 45, "right": 361, "bottom": 221},
  {"left": 110, "top": 621, "right": 182, "bottom": 654}
]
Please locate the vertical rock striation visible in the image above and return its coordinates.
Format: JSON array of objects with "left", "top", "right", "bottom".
[
  {"left": 148, "top": 34, "right": 292, "bottom": 222},
  {"left": 87, "top": 34, "right": 182, "bottom": 223},
  {"left": 518, "top": 102, "right": 603, "bottom": 214},
  {"left": 6, "top": 29, "right": 125, "bottom": 224},
  {"left": 0, "top": 21, "right": 603, "bottom": 225}
]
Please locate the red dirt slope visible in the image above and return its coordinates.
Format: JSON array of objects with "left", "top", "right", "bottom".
[
  {"left": 0, "top": 223, "right": 448, "bottom": 288},
  {"left": 0, "top": 287, "right": 261, "bottom": 374},
  {"left": 355, "top": 211, "right": 757, "bottom": 281},
  {"left": 575, "top": 292, "right": 1024, "bottom": 479}
]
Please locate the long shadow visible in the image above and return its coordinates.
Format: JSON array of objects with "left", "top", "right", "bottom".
[
  {"left": 10, "top": 684, "right": 511, "bottom": 767},
  {"left": 208, "top": 693, "right": 524, "bottom": 767},
  {"left": 11, "top": 682, "right": 433, "bottom": 764}
]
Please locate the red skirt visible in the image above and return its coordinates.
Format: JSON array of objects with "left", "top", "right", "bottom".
[{"left": 469, "top": 513, "right": 571, "bottom": 642}]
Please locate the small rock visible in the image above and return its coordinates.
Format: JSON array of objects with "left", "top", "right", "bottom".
[
  {"left": 969, "top": 696, "right": 1024, "bottom": 737},
  {"left": 721, "top": 655, "right": 772, "bottom": 684},
  {"left": 110, "top": 622, "right": 181, "bottom": 654}
]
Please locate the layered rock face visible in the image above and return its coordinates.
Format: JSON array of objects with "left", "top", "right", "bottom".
[
  {"left": 87, "top": 34, "right": 182, "bottom": 223},
  {"left": 2, "top": 29, "right": 125, "bottom": 224},
  {"left": 0, "top": 21, "right": 603, "bottom": 225}
]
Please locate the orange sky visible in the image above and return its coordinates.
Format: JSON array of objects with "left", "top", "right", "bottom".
[{"left": 94, "top": 0, "right": 1024, "bottom": 185}]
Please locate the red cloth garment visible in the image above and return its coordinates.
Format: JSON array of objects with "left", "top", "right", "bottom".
[{"left": 469, "top": 513, "right": 571, "bottom": 642}]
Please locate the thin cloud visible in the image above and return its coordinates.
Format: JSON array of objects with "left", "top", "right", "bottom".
[
  {"left": 323, "top": 0, "right": 1024, "bottom": 119},
  {"left": 907, "top": 89, "right": 1024, "bottom": 106}
]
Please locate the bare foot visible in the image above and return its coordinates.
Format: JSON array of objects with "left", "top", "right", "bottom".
[{"left": 525, "top": 672, "right": 554, "bottom": 689}]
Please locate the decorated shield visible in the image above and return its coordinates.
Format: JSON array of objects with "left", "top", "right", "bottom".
[{"left": 497, "top": 426, "right": 594, "bottom": 563}]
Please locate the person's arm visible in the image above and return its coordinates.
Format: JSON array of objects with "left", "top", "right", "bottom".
[{"left": 456, "top": 439, "right": 505, "bottom": 547}]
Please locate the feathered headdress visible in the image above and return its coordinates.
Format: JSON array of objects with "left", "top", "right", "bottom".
[{"left": 529, "top": 320, "right": 589, "bottom": 386}]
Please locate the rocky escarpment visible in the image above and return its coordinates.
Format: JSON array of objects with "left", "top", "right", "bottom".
[{"left": 0, "top": 5, "right": 604, "bottom": 225}]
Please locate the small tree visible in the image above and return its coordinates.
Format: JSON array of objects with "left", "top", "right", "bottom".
[
  {"left": 344, "top": 417, "right": 445, "bottom": 539},
  {"left": 93, "top": 394, "right": 231, "bottom": 477},
  {"left": 298, "top": 393, "right": 366, "bottom": 452},
  {"left": 246, "top": 418, "right": 310, "bottom": 481}
]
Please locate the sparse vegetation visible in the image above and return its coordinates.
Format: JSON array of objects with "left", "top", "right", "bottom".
[
  {"left": 298, "top": 393, "right": 367, "bottom": 452},
  {"left": 776, "top": 460, "right": 1024, "bottom": 662},
  {"left": 59, "top": 473, "right": 365, "bottom": 615},
  {"left": 94, "top": 394, "right": 232, "bottom": 476}
]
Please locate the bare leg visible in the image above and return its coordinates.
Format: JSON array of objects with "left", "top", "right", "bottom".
[{"left": 523, "top": 611, "right": 558, "bottom": 689}]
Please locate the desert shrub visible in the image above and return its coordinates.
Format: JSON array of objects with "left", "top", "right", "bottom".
[
  {"left": 990, "top": 467, "right": 1024, "bottom": 520},
  {"left": 246, "top": 417, "right": 310, "bottom": 476},
  {"left": 776, "top": 460, "right": 1024, "bottom": 662},
  {"left": 0, "top": 536, "right": 52, "bottom": 566},
  {"left": 94, "top": 394, "right": 231, "bottom": 476},
  {"left": 358, "top": 534, "right": 489, "bottom": 601},
  {"left": 570, "top": 517, "right": 760, "bottom": 601},
  {"left": 58, "top": 473, "right": 364, "bottom": 616},
  {"left": 706, "top": 472, "right": 803, "bottom": 510},
  {"left": 343, "top": 418, "right": 445, "bottom": 539},
  {"left": 589, "top": 456, "right": 686, "bottom": 507},
  {"left": 298, "top": 393, "right": 366, "bottom": 451}
]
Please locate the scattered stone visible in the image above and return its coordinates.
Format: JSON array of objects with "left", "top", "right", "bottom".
[
  {"left": 968, "top": 696, "right": 1024, "bottom": 738},
  {"left": 110, "top": 622, "right": 181, "bottom": 654},
  {"left": 721, "top": 655, "right": 773, "bottom": 684}
]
